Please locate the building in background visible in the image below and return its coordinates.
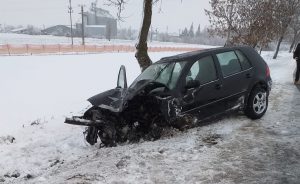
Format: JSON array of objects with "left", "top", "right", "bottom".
[
  {"left": 42, "top": 25, "right": 71, "bottom": 37},
  {"left": 41, "top": 4, "right": 117, "bottom": 40},
  {"left": 76, "top": 6, "right": 117, "bottom": 39}
]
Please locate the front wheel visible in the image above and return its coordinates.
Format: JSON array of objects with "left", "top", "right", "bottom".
[
  {"left": 85, "top": 127, "right": 99, "bottom": 145},
  {"left": 245, "top": 87, "right": 268, "bottom": 119}
]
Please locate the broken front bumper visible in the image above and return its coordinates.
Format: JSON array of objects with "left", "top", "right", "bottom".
[{"left": 64, "top": 117, "right": 104, "bottom": 127}]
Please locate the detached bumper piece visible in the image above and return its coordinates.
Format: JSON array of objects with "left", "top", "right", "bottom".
[{"left": 64, "top": 117, "right": 104, "bottom": 127}]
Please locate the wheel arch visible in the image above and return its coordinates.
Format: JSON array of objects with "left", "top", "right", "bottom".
[{"left": 245, "top": 81, "right": 269, "bottom": 107}]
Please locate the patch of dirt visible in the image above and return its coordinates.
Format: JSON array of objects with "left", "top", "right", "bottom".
[
  {"left": 66, "top": 173, "right": 105, "bottom": 183},
  {"left": 202, "top": 134, "right": 222, "bottom": 145}
]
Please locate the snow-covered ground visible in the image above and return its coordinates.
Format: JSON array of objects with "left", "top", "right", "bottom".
[
  {"left": 0, "top": 33, "right": 215, "bottom": 49},
  {"left": 0, "top": 50, "right": 299, "bottom": 183}
]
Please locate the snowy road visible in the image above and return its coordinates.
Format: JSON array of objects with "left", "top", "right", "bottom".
[{"left": 0, "top": 51, "right": 299, "bottom": 184}]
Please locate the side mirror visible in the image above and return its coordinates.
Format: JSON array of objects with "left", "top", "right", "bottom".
[
  {"left": 117, "top": 65, "right": 128, "bottom": 89},
  {"left": 185, "top": 80, "right": 200, "bottom": 89}
]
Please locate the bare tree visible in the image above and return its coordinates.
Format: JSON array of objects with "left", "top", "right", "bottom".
[
  {"left": 206, "top": 0, "right": 278, "bottom": 48},
  {"left": 195, "top": 24, "right": 201, "bottom": 37},
  {"left": 135, "top": 0, "right": 153, "bottom": 71},
  {"left": 106, "top": 0, "right": 162, "bottom": 71},
  {"left": 189, "top": 23, "right": 194, "bottom": 38},
  {"left": 288, "top": 8, "right": 300, "bottom": 52},
  {"left": 235, "top": 0, "right": 277, "bottom": 48},
  {"left": 205, "top": 0, "right": 237, "bottom": 46},
  {"left": 273, "top": 0, "right": 300, "bottom": 59}
]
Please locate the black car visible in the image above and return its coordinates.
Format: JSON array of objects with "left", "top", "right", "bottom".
[{"left": 65, "top": 46, "right": 272, "bottom": 146}]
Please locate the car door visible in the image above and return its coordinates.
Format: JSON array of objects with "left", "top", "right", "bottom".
[
  {"left": 179, "top": 55, "right": 224, "bottom": 120},
  {"left": 214, "top": 50, "right": 253, "bottom": 110}
]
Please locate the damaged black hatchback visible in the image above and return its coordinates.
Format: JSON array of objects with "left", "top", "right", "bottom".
[{"left": 65, "top": 46, "right": 272, "bottom": 146}]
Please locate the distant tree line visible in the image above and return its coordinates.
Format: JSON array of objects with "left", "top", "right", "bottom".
[
  {"left": 116, "top": 24, "right": 225, "bottom": 46},
  {"left": 178, "top": 23, "right": 225, "bottom": 45},
  {"left": 205, "top": 0, "right": 300, "bottom": 58}
]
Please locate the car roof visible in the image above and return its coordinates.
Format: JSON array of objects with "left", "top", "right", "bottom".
[{"left": 156, "top": 46, "right": 251, "bottom": 63}]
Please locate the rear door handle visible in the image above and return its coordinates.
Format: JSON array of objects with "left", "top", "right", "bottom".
[
  {"left": 246, "top": 73, "right": 252, "bottom": 78},
  {"left": 215, "top": 84, "right": 222, "bottom": 90}
]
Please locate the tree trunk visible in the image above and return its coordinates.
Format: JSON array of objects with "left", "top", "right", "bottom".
[
  {"left": 273, "top": 36, "right": 284, "bottom": 59},
  {"left": 135, "top": 0, "right": 153, "bottom": 71},
  {"left": 289, "top": 32, "right": 300, "bottom": 53},
  {"left": 259, "top": 47, "right": 263, "bottom": 55}
]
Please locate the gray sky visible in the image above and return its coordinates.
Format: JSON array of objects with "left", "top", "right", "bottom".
[{"left": 0, "top": 0, "right": 211, "bottom": 33}]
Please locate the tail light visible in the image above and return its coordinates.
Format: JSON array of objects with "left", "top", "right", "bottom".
[{"left": 266, "top": 64, "right": 270, "bottom": 77}]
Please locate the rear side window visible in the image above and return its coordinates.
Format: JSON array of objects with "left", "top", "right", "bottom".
[
  {"left": 235, "top": 50, "right": 251, "bottom": 70},
  {"left": 216, "top": 51, "right": 242, "bottom": 77}
]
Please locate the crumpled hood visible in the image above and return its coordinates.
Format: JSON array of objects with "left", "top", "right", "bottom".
[{"left": 87, "top": 80, "right": 158, "bottom": 113}]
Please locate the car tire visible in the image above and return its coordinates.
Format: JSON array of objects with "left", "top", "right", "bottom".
[
  {"left": 85, "top": 127, "right": 98, "bottom": 145},
  {"left": 245, "top": 87, "right": 268, "bottom": 119}
]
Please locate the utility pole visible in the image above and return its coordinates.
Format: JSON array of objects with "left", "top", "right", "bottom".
[
  {"left": 68, "top": 0, "right": 74, "bottom": 45},
  {"left": 80, "top": 5, "right": 85, "bottom": 45}
]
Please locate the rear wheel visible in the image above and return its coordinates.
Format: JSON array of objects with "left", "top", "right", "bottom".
[{"left": 245, "top": 87, "right": 268, "bottom": 119}]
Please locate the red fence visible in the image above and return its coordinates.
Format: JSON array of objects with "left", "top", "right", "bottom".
[{"left": 0, "top": 44, "right": 200, "bottom": 56}]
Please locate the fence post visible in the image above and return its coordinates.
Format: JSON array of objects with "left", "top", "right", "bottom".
[
  {"left": 7, "top": 44, "right": 10, "bottom": 56},
  {"left": 26, "top": 44, "right": 29, "bottom": 54}
]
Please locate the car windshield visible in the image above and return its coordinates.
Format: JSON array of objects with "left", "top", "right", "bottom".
[{"left": 130, "top": 61, "right": 187, "bottom": 89}]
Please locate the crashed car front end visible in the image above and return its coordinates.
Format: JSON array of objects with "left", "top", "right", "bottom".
[{"left": 65, "top": 63, "right": 186, "bottom": 147}]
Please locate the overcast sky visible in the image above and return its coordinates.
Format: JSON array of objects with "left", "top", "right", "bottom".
[{"left": 0, "top": 0, "right": 211, "bottom": 33}]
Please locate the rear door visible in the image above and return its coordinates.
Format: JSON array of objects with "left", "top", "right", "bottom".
[{"left": 214, "top": 50, "right": 253, "bottom": 109}]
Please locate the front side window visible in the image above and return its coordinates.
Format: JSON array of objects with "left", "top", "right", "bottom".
[
  {"left": 216, "top": 51, "right": 242, "bottom": 77},
  {"left": 130, "top": 61, "right": 187, "bottom": 89},
  {"left": 168, "top": 62, "right": 185, "bottom": 89},
  {"left": 186, "top": 56, "right": 218, "bottom": 85}
]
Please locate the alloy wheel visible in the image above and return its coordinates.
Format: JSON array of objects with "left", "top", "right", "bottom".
[{"left": 253, "top": 92, "right": 267, "bottom": 114}]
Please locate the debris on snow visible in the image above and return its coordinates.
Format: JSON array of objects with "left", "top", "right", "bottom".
[
  {"left": 4, "top": 170, "right": 20, "bottom": 178},
  {"left": 0, "top": 177, "right": 5, "bottom": 183},
  {"left": 202, "top": 134, "right": 222, "bottom": 145},
  {"left": 66, "top": 173, "right": 104, "bottom": 182},
  {"left": 24, "top": 174, "right": 34, "bottom": 180},
  {"left": 0, "top": 135, "right": 15, "bottom": 144},
  {"left": 30, "top": 119, "right": 41, "bottom": 126},
  {"left": 116, "top": 156, "right": 131, "bottom": 169},
  {"left": 49, "top": 159, "right": 64, "bottom": 167}
]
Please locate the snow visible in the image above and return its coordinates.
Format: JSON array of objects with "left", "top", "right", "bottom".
[
  {"left": 0, "top": 33, "right": 216, "bottom": 49},
  {"left": 0, "top": 50, "right": 299, "bottom": 183},
  {"left": 0, "top": 52, "right": 175, "bottom": 135}
]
